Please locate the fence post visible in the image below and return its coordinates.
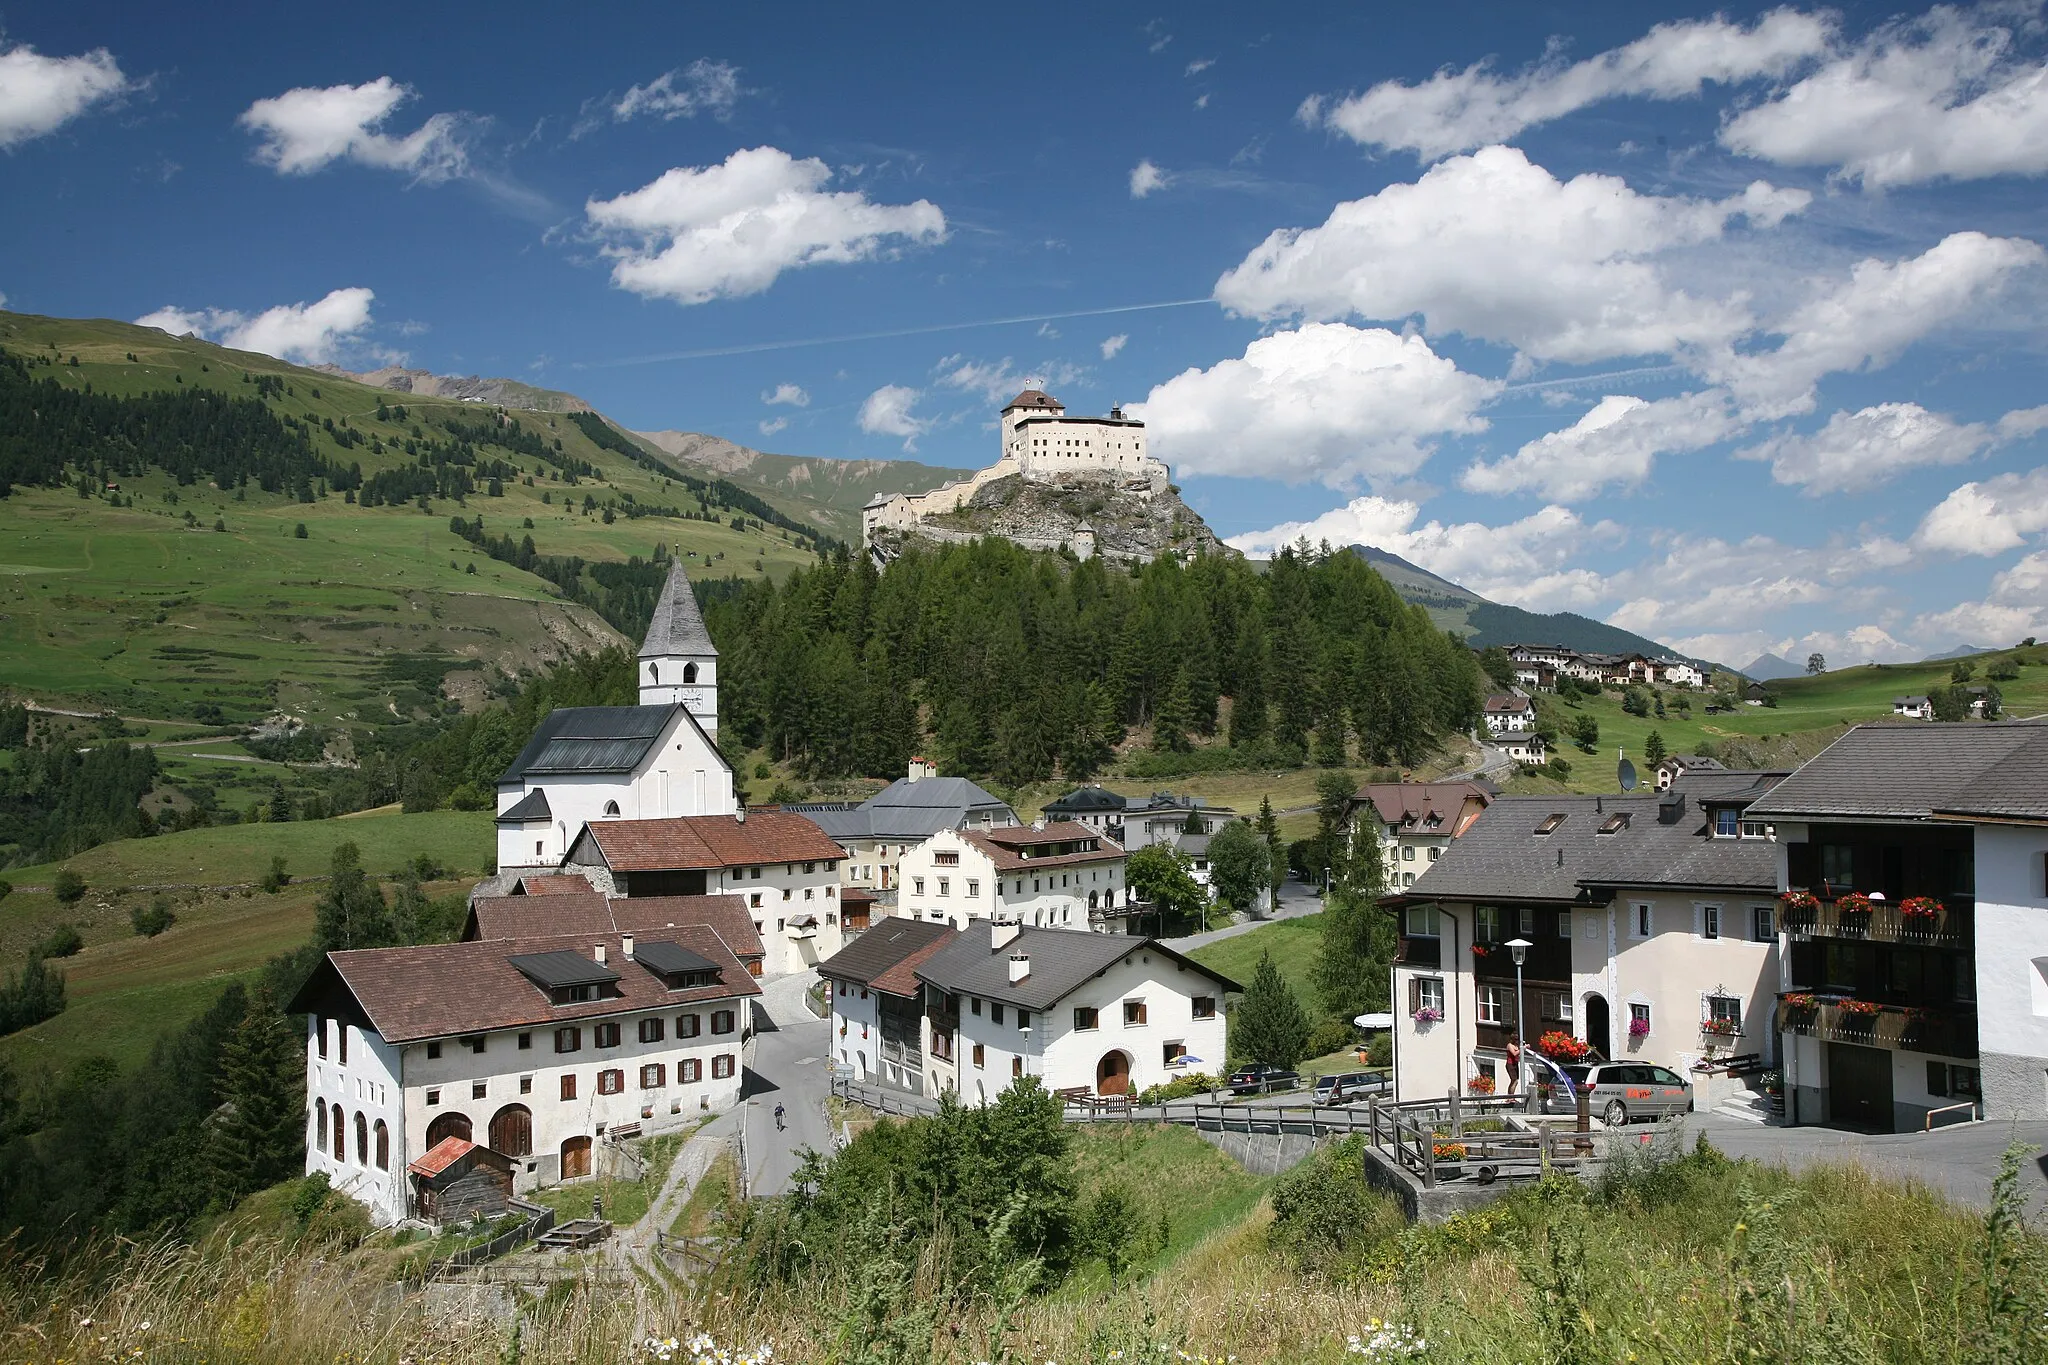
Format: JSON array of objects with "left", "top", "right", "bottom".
[{"left": 1449, "top": 1087, "right": 1462, "bottom": 1138}]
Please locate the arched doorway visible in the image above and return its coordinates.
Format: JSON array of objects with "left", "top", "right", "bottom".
[
  {"left": 1583, "top": 994, "right": 1611, "bottom": 1060},
  {"left": 489, "top": 1104, "right": 533, "bottom": 1157},
  {"left": 1096, "top": 1050, "right": 1132, "bottom": 1096},
  {"left": 560, "top": 1135, "right": 592, "bottom": 1180},
  {"left": 425, "top": 1111, "right": 472, "bottom": 1149}
]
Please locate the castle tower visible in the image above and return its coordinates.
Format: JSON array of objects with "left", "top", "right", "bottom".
[{"left": 639, "top": 559, "right": 718, "bottom": 735}]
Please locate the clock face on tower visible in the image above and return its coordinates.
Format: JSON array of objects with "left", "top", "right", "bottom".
[{"left": 678, "top": 687, "right": 709, "bottom": 709}]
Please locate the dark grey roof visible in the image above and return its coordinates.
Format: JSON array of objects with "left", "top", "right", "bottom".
[
  {"left": 814, "top": 775, "right": 1018, "bottom": 841},
  {"left": 639, "top": 560, "right": 718, "bottom": 660},
  {"left": 631, "top": 939, "right": 719, "bottom": 978},
  {"left": 1662, "top": 754, "right": 1723, "bottom": 770},
  {"left": 1400, "top": 771, "right": 1784, "bottom": 903},
  {"left": 1046, "top": 786, "right": 1127, "bottom": 814},
  {"left": 915, "top": 927, "right": 1240, "bottom": 1012},
  {"left": 508, "top": 949, "right": 620, "bottom": 990},
  {"left": 496, "top": 788, "right": 552, "bottom": 823},
  {"left": 816, "top": 916, "right": 956, "bottom": 987},
  {"left": 1746, "top": 721, "right": 2048, "bottom": 821},
  {"left": 1937, "top": 728, "right": 2048, "bottom": 820},
  {"left": 497, "top": 705, "right": 681, "bottom": 784}
]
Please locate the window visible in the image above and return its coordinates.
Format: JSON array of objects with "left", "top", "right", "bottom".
[
  {"left": 750, "top": 893, "right": 762, "bottom": 908},
  {"left": 1701, "top": 904, "right": 1721, "bottom": 940},
  {"left": 913, "top": 878, "right": 926, "bottom": 896},
  {"left": 426, "top": 1040, "right": 441, "bottom": 1060},
  {"left": 426, "top": 1088, "right": 440, "bottom": 1106},
  {"left": 374, "top": 1120, "right": 389, "bottom": 1171},
  {"left": 935, "top": 851, "right": 959, "bottom": 867},
  {"left": 315, "top": 1098, "right": 327, "bottom": 1147},
  {"left": 712, "top": 1054, "right": 736, "bottom": 1079},
  {"left": 332, "top": 1108, "right": 346, "bottom": 1161},
  {"left": 520, "top": 1075, "right": 533, "bottom": 1095},
  {"left": 1557, "top": 911, "right": 1572, "bottom": 938},
  {"left": 678, "top": 1013, "right": 701, "bottom": 1038},
  {"left": 1413, "top": 976, "right": 1446, "bottom": 1016},
  {"left": 518, "top": 1031, "right": 532, "bottom": 1050},
  {"left": 1629, "top": 1002, "right": 1652, "bottom": 1036},
  {"left": 992, "top": 1003, "right": 1005, "bottom": 1025},
  {"left": 750, "top": 866, "right": 762, "bottom": 880},
  {"left": 681, "top": 1058, "right": 702, "bottom": 1083},
  {"left": 1547, "top": 992, "right": 1574, "bottom": 1023},
  {"left": 1405, "top": 905, "right": 1441, "bottom": 937},
  {"left": 472, "top": 1081, "right": 487, "bottom": 1100},
  {"left": 1706, "top": 995, "right": 1742, "bottom": 1031},
  {"left": 711, "top": 1010, "right": 735, "bottom": 1035},
  {"left": 1927, "top": 1062, "right": 1981, "bottom": 1099},
  {"left": 937, "top": 877, "right": 949, "bottom": 897},
  {"left": 604, "top": 800, "right": 621, "bottom": 817},
  {"left": 1192, "top": 995, "right": 1216, "bottom": 1019},
  {"left": 465, "top": 1035, "right": 485, "bottom": 1054},
  {"left": 1714, "top": 808, "right": 1740, "bottom": 837},
  {"left": 967, "top": 879, "right": 980, "bottom": 897},
  {"left": 639, "top": 1017, "right": 665, "bottom": 1044},
  {"left": 640, "top": 1063, "right": 666, "bottom": 1089},
  {"left": 803, "top": 861, "right": 816, "bottom": 874},
  {"left": 1428, "top": 847, "right": 1441, "bottom": 862},
  {"left": 1518, "top": 907, "right": 1535, "bottom": 936},
  {"left": 1819, "top": 844, "right": 1854, "bottom": 887},
  {"left": 1476, "top": 906, "right": 1501, "bottom": 942},
  {"left": 1017, "top": 1010, "right": 1029, "bottom": 1029},
  {"left": 1123, "top": 999, "right": 1147, "bottom": 1026},
  {"left": 598, "top": 1069, "right": 624, "bottom": 1095},
  {"left": 1163, "top": 1041, "right": 1186, "bottom": 1066},
  {"left": 338, "top": 1026, "right": 348, "bottom": 1065},
  {"left": 971, "top": 997, "right": 983, "bottom": 1016},
  {"left": 1012, "top": 1056, "right": 1023, "bottom": 1079},
  {"left": 1074, "top": 1006, "right": 1100, "bottom": 1030},
  {"left": 1740, "top": 820, "right": 1769, "bottom": 839},
  {"left": 973, "top": 1043, "right": 985, "bottom": 1068},
  {"left": 560, "top": 1074, "right": 577, "bottom": 1101},
  {"left": 355, "top": 1112, "right": 368, "bottom": 1165},
  {"left": 1632, "top": 904, "right": 1652, "bottom": 938},
  {"left": 317, "top": 1018, "right": 328, "bottom": 1060},
  {"left": 1752, "top": 906, "right": 1775, "bottom": 942},
  {"left": 1401, "top": 845, "right": 1415, "bottom": 861},
  {"left": 555, "top": 1027, "right": 582, "bottom": 1053},
  {"left": 1477, "top": 984, "right": 1505, "bottom": 1026}
]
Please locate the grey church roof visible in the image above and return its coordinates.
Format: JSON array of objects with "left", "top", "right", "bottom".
[
  {"left": 496, "top": 704, "right": 682, "bottom": 784},
  {"left": 496, "top": 788, "right": 553, "bottom": 823},
  {"left": 639, "top": 560, "right": 718, "bottom": 660},
  {"left": 808, "top": 775, "right": 1017, "bottom": 842},
  {"left": 1747, "top": 720, "right": 2048, "bottom": 822},
  {"left": 915, "top": 926, "right": 1240, "bottom": 1012}
]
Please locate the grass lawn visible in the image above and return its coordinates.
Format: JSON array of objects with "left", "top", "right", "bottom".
[
  {"left": 1186, "top": 916, "right": 1326, "bottom": 1013},
  {"left": 0, "top": 970, "right": 258, "bottom": 1072},
  {"left": 1062, "top": 1122, "right": 1272, "bottom": 1291},
  {"left": 669, "top": 1147, "right": 740, "bottom": 1240},
  {"left": 520, "top": 1131, "right": 687, "bottom": 1230}
]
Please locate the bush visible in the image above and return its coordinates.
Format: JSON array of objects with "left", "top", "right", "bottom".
[
  {"left": 31, "top": 924, "right": 84, "bottom": 959},
  {"left": 52, "top": 868, "right": 86, "bottom": 904},
  {"left": 1268, "top": 1135, "right": 1407, "bottom": 1277},
  {"left": 260, "top": 856, "right": 291, "bottom": 893},
  {"left": 132, "top": 897, "right": 176, "bottom": 937},
  {"left": 0, "top": 878, "right": 12, "bottom": 902},
  {"left": 1364, "top": 1032, "right": 1392, "bottom": 1068},
  {"left": 1121, "top": 737, "right": 1305, "bottom": 780},
  {"left": 1135, "top": 1073, "right": 1216, "bottom": 1106},
  {"left": 1304, "top": 1015, "right": 1355, "bottom": 1059},
  {"left": 445, "top": 781, "right": 492, "bottom": 811}
]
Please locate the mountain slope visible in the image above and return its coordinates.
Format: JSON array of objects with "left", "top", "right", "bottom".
[
  {"left": 314, "top": 364, "right": 593, "bottom": 413},
  {"left": 632, "top": 429, "right": 970, "bottom": 540},
  {"left": 1744, "top": 652, "right": 1803, "bottom": 681}
]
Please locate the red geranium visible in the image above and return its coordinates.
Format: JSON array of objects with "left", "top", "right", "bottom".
[
  {"left": 1836, "top": 893, "right": 1874, "bottom": 914},
  {"left": 1535, "top": 1029, "right": 1591, "bottom": 1063},
  {"left": 1777, "top": 890, "right": 1819, "bottom": 913},
  {"left": 1899, "top": 896, "right": 1944, "bottom": 918}
]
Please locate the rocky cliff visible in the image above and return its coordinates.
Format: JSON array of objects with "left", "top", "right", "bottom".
[{"left": 874, "top": 471, "right": 1235, "bottom": 563}]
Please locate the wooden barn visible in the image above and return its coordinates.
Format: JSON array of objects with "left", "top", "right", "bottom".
[{"left": 407, "top": 1137, "right": 515, "bottom": 1224}]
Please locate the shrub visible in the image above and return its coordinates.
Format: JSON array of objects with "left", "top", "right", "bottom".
[
  {"left": 52, "top": 868, "right": 86, "bottom": 904},
  {"left": 1304, "top": 1015, "right": 1355, "bottom": 1059},
  {"left": 1364, "top": 1032, "right": 1392, "bottom": 1068},
  {"left": 1134, "top": 1073, "right": 1215, "bottom": 1105},
  {"left": 1268, "top": 1135, "right": 1407, "bottom": 1277},
  {"left": 31, "top": 924, "right": 84, "bottom": 959},
  {"left": 132, "top": 897, "right": 177, "bottom": 937},
  {"left": 260, "top": 856, "right": 291, "bottom": 893},
  {"left": 0, "top": 878, "right": 12, "bottom": 902}
]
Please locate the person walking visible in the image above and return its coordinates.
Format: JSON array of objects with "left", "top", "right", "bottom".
[
  {"left": 1503, "top": 1036, "right": 1523, "bottom": 1094},
  {"left": 774, "top": 1102, "right": 786, "bottom": 1131}
]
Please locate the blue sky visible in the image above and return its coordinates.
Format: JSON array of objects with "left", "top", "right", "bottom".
[{"left": 5, "top": 2, "right": 2048, "bottom": 665}]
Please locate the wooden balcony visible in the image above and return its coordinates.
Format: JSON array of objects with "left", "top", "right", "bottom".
[
  {"left": 1777, "top": 892, "right": 1970, "bottom": 948},
  {"left": 1396, "top": 936, "right": 1443, "bottom": 969},
  {"left": 1777, "top": 993, "right": 1977, "bottom": 1059}
]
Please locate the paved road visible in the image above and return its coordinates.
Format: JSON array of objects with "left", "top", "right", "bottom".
[
  {"left": 1166, "top": 876, "right": 1323, "bottom": 952},
  {"left": 738, "top": 969, "right": 834, "bottom": 1197}
]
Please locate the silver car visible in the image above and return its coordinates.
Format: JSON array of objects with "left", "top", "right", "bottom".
[{"left": 1543, "top": 1062, "right": 1694, "bottom": 1126}]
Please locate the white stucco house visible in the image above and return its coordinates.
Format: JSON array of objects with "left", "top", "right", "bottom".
[
  {"left": 1481, "top": 694, "right": 1536, "bottom": 734},
  {"left": 894, "top": 822, "right": 1131, "bottom": 932}
]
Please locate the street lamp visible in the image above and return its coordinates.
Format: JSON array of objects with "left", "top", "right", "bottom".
[{"left": 1504, "top": 938, "right": 1533, "bottom": 1111}]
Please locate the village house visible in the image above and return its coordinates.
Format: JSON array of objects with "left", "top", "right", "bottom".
[
  {"left": 1042, "top": 784, "right": 1130, "bottom": 835},
  {"left": 1656, "top": 753, "right": 1725, "bottom": 791},
  {"left": 463, "top": 885, "right": 769, "bottom": 979},
  {"left": 1502, "top": 733, "right": 1551, "bottom": 765},
  {"left": 802, "top": 759, "right": 1018, "bottom": 902},
  {"left": 1747, "top": 721, "right": 2048, "bottom": 1129},
  {"left": 558, "top": 811, "right": 848, "bottom": 976},
  {"left": 1117, "top": 792, "right": 1238, "bottom": 853},
  {"left": 1349, "top": 782, "right": 1494, "bottom": 890},
  {"left": 822, "top": 923, "right": 1238, "bottom": 1104},
  {"left": 1384, "top": 771, "right": 1786, "bottom": 1106},
  {"left": 894, "top": 821, "right": 1132, "bottom": 932},
  {"left": 493, "top": 562, "right": 734, "bottom": 873},
  {"left": 291, "top": 926, "right": 758, "bottom": 1224},
  {"left": 818, "top": 917, "right": 958, "bottom": 1095},
  {"left": 1481, "top": 694, "right": 1537, "bottom": 734},
  {"left": 1502, "top": 644, "right": 1703, "bottom": 691}
]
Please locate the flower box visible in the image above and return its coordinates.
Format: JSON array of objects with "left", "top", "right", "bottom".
[
  {"left": 1835, "top": 893, "right": 1875, "bottom": 915},
  {"left": 1777, "top": 890, "right": 1819, "bottom": 914},
  {"left": 1627, "top": 1017, "right": 1652, "bottom": 1038},
  {"left": 1836, "top": 999, "right": 1881, "bottom": 1017},
  {"left": 1465, "top": 1074, "right": 1496, "bottom": 1095},
  {"left": 1899, "top": 896, "right": 1944, "bottom": 919},
  {"left": 1535, "top": 1029, "right": 1591, "bottom": 1063},
  {"left": 1411, "top": 1006, "right": 1443, "bottom": 1025},
  {"left": 1700, "top": 1018, "right": 1741, "bottom": 1036}
]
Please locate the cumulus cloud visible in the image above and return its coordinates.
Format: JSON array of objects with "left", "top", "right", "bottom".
[
  {"left": 613, "top": 60, "right": 742, "bottom": 122},
  {"left": 239, "top": 77, "right": 468, "bottom": 180},
  {"left": 932, "top": 355, "right": 1084, "bottom": 405},
  {"left": 859, "top": 384, "right": 930, "bottom": 450},
  {"left": 1129, "top": 159, "right": 1170, "bottom": 197},
  {"left": 762, "top": 382, "right": 809, "bottom": 407},
  {"left": 1227, "top": 495, "right": 1618, "bottom": 611},
  {"left": 1707, "top": 231, "right": 2045, "bottom": 418},
  {"left": 1914, "top": 551, "right": 2048, "bottom": 645},
  {"left": 1722, "top": 6, "right": 2048, "bottom": 188},
  {"left": 1605, "top": 530, "right": 1913, "bottom": 642},
  {"left": 1733, "top": 400, "right": 2048, "bottom": 495},
  {"left": 1916, "top": 467, "right": 2048, "bottom": 555},
  {"left": 585, "top": 146, "right": 945, "bottom": 305},
  {"left": 758, "top": 416, "right": 789, "bottom": 437},
  {"left": 0, "top": 40, "right": 133, "bottom": 149},
  {"left": 1214, "top": 145, "right": 1807, "bottom": 367},
  {"left": 134, "top": 287, "right": 376, "bottom": 365},
  {"left": 1099, "top": 333, "right": 1128, "bottom": 360},
  {"left": 1132, "top": 323, "right": 1501, "bottom": 488},
  {"left": 1462, "top": 390, "right": 1738, "bottom": 502},
  {"left": 1186, "top": 58, "right": 1214, "bottom": 77},
  {"left": 1310, "top": 9, "right": 1830, "bottom": 160}
]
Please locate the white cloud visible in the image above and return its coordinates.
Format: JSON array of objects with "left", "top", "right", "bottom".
[
  {"left": 1604, "top": 530, "right": 1914, "bottom": 643},
  {"left": 858, "top": 384, "right": 930, "bottom": 450},
  {"left": 1099, "top": 333, "right": 1128, "bottom": 360},
  {"left": 758, "top": 416, "right": 789, "bottom": 437},
  {"left": 1133, "top": 323, "right": 1501, "bottom": 488},
  {"left": 585, "top": 146, "right": 945, "bottom": 305},
  {"left": 1214, "top": 145, "right": 1807, "bottom": 367},
  {"left": 1185, "top": 58, "right": 1214, "bottom": 77},
  {"left": 933, "top": 355, "right": 1083, "bottom": 404},
  {"left": 613, "top": 60, "right": 742, "bottom": 122},
  {"left": 1129, "top": 159, "right": 1170, "bottom": 198},
  {"left": 762, "top": 382, "right": 809, "bottom": 407},
  {"left": 134, "top": 287, "right": 376, "bottom": 365},
  {"left": 1311, "top": 9, "right": 1830, "bottom": 160},
  {"left": 1462, "top": 390, "right": 1738, "bottom": 502},
  {"left": 239, "top": 77, "right": 467, "bottom": 181},
  {"left": 1227, "top": 495, "right": 1618, "bottom": 611},
  {"left": 0, "top": 41, "right": 133, "bottom": 149},
  {"left": 1722, "top": 6, "right": 2048, "bottom": 188},
  {"left": 1707, "top": 231, "right": 2045, "bottom": 418},
  {"left": 1913, "top": 551, "right": 2048, "bottom": 645},
  {"left": 1734, "top": 400, "right": 2012, "bottom": 495},
  {"left": 0, "top": 290, "right": 7, "bottom": 310},
  {"left": 1669, "top": 623, "right": 1919, "bottom": 667},
  {"left": 1916, "top": 467, "right": 2048, "bottom": 556}
]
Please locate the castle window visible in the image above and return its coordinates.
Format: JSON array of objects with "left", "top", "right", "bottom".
[
  {"left": 649, "top": 664, "right": 658, "bottom": 684},
  {"left": 683, "top": 663, "right": 698, "bottom": 684}
]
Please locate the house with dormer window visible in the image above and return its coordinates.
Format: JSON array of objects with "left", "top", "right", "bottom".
[{"left": 895, "top": 822, "right": 1132, "bottom": 932}]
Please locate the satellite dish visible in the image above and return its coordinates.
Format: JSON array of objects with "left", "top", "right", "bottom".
[{"left": 1618, "top": 758, "right": 1639, "bottom": 792}]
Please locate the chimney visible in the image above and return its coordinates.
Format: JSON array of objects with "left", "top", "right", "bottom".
[
  {"left": 622, "top": 933, "right": 635, "bottom": 961},
  {"left": 1008, "top": 952, "right": 1030, "bottom": 984},
  {"left": 992, "top": 921, "right": 1022, "bottom": 951},
  {"left": 595, "top": 943, "right": 608, "bottom": 964},
  {"left": 907, "top": 757, "right": 928, "bottom": 783}
]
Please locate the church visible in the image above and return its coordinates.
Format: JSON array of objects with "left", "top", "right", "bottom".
[{"left": 494, "top": 560, "right": 737, "bottom": 874}]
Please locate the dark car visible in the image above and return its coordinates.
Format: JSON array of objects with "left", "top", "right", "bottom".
[{"left": 1227, "top": 1064, "right": 1300, "bottom": 1096}]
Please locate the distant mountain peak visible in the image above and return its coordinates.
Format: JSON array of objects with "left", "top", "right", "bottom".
[{"left": 1744, "top": 652, "right": 1802, "bottom": 681}]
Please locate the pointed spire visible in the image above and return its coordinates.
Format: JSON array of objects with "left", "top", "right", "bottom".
[{"left": 639, "top": 559, "right": 718, "bottom": 659}]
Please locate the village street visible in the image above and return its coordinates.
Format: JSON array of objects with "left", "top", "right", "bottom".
[{"left": 740, "top": 969, "right": 836, "bottom": 1196}]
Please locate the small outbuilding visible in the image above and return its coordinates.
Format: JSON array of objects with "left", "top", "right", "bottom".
[{"left": 407, "top": 1137, "right": 515, "bottom": 1224}]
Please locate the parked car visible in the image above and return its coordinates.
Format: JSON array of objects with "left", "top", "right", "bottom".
[
  {"left": 1310, "top": 1071, "right": 1385, "bottom": 1106},
  {"left": 1541, "top": 1062, "right": 1694, "bottom": 1125},
  {"left": 1227, "top": 1064, "right": 1300, "bottom": 1096}
]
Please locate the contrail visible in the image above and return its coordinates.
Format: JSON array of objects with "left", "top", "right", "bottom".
[
  {"left": 1501, "top": 364, "right": 1686, "bottom": 392},
  {"left": 576, "top": 297, "right": 1216, "bottom": 368}
]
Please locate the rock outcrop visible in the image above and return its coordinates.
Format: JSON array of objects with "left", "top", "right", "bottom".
[{"left": 868, "top": 471, "right": 1235, "bottom": 563}]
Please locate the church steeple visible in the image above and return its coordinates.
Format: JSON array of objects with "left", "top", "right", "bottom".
[{"left": 639, "top": 559, "right": 718, "bottom": 734}]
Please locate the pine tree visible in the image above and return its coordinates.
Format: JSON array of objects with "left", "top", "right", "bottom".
[
  {"left": 1232, "top": 951, "right": 1310, "bottom": 1070},
  {"left": 1313, "top": 884, "right": 1396, "bottom": 1022},
  {"left": 1643, "top": 730, "right": 1668, "bottom": 765},
  {"left": 1256, "top": 794, "right": 1286, "bottom": 912},
  {"left": 1151, "top": 668, "right": 1192, "bottom": 753},
  {"left": 1228, "top": 622, "right": 1268, "bottom": 747},
  {"left": 1312, "top": 650, "right": 1350, "bottom": 766},
  {"left": 314, "top": 842, "right": 395, "bottom": 951},
  {"left": 207, "top": 987, "right": 307, "bottom": 1204}
]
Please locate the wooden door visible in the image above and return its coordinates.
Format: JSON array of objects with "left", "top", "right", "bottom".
[
  {"left": 1828, "top": 1043, "right": 1894, "bottom": 1130},
  {"left": 560, "top": 1135, "right": 592, "bottom": 1180},
  {"left": 489, "top": 1104, "right": 533, "bottom": 1158},
  {"left": 1096, "top": 1051, "right": 1130, "bottom": 1096},
  {"left": 425, "top": 1111, "right": 472, "bottom": 1149}
]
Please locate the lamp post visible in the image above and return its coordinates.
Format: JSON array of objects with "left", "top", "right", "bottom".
[{"left": 1505, "top": 938, "right": 1532, "bottom": 1111}]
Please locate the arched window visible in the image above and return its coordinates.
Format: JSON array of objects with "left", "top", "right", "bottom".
[
  {"left": 682, "top": 662, "right": 698, "bottom": 685},
  {"left": 374, "top": 1120, "right": 390, "bottom": 1170},
  {"left": 603, "top": 800, "right": 621, "bottom": 817},
  {"left": 315, "top": 1098, "right": 327, "bottom": 1149},
  {"left": 355, "top": 1111, "right": 369, "bottom": 1165},
  {"left": 332, "top": 1108, "right": 347, "bottom": 1161},
  {"left": 649, "top": 663, "right": 659, "bottom": 685}
]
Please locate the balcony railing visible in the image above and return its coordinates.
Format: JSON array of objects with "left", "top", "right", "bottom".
[
  {"left": 1778, "top": 891, "right": 1970, "bottom": 947},
  {"left": 1777, "top": 993, "right": 1977, "bottom": 1058}
]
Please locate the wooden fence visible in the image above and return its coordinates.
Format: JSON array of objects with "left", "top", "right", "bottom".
[
  {"left": 431, "top": 1197, "right": 556, "bottom": 1276},
  {"left": 1364, "top": 1093, "right": 1595, "bottom": 1189}
]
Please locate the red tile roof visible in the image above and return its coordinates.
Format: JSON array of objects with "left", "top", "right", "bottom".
[
  {"left": 466, "top": 893, "right": 767, "bottom": 962},
  {"left": 408, "top": 1136, "right": 476, "bottom": 1178},
  {"left": 1354, "top": 782, "right": 1493, "bottom": 834},
  {"left": 872, "top": 934, "right": 955, "bottom": 996},
  {"left": 518, "top": 874, "right": 600, "bottom": 895},
  {"left": 582, "top": 811, "right": 845, "bottom": 872},
  {"left": 962, "top": 821, "right": 1124, "bottom": 871}
]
